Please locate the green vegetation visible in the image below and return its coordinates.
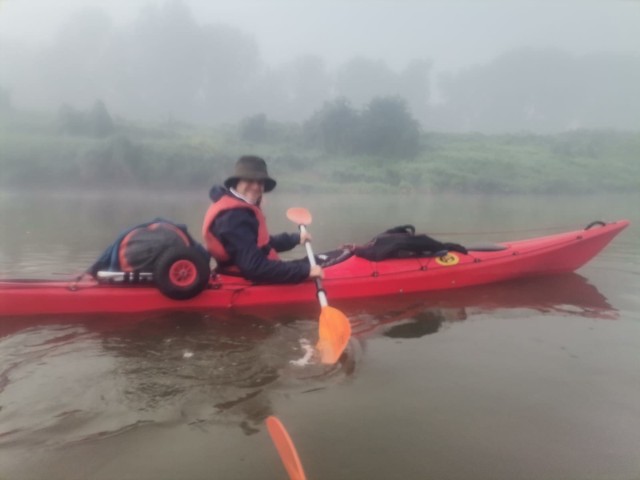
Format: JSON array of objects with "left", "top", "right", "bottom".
[{"left": 1, "top": 108, "right": 638, "bottom": 194}]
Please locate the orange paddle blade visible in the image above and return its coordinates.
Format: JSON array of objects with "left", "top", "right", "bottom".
[
  {"left": 266, "top": 416, "right": 308, "bottom": 480},
  {"left": 286, "top": 207, "right": 312, "bottom": 226},
  {"left": 317, "top": 305, "right": 352, "bottom": 364}
]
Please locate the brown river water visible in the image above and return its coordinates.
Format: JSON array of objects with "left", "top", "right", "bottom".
[{"left": 0, "top": 191, "right": 639, "bottom": 480}]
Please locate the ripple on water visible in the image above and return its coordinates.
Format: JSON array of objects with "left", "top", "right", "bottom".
[{"left": 0, "top": 315, "right": 353, "bottom": 448}]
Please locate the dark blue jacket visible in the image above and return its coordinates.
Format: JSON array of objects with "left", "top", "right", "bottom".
[{"left": 208, "top": 186, "right": 310, "bottom": 284}]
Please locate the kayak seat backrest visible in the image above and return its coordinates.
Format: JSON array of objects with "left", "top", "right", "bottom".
[
  {"left": 316, "top": 248, "right": 354, "bottom": 268},
  {"left": 466, "top": 243, "right": 508, "bottom": 252}
]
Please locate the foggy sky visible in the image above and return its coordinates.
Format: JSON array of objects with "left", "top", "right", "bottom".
[
  {"left": 1, "top": 0, "right": 639, "bottom": 131},
  {"left": 1, "top": 0, "right": 638, "bottom": 73}
]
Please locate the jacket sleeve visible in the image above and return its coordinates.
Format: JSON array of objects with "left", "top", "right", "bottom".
[
  {"left": 269, "top": 232, "right": 301, "bottom": 252},
  {"left": 212, "top": 209, "right": 310, "bottom": 284}
]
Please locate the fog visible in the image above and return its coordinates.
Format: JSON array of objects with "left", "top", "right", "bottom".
[{"left": 1, "top": 0, "right": 639, "bottom": 132}]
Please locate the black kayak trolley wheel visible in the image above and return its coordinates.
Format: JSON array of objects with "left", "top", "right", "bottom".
[{"left": 153, "top": 246, "right": 210, "bottom": 300}]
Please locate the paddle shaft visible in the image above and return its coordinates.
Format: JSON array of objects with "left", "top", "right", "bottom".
[
  {"left": 299, "top": 224, "right": 328, "bottom": 308},
  {"left": 287, "top": 208, "right": 351, "bottom": 364}
]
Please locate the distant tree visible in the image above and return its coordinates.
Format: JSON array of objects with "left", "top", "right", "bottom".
[
  {"left": 115, "top": 0, "right": 204, "bottom": 120},
  {"left": 333, "top": 57, "right": 431, "bottom": 128},
  {"left": 197, "top": 23, "right": 263, "bottom": 122},
  {"left": 57, "top": 100, "right": 115, "bottom": 137},
  {"left": 357, "top": 96, "right": 421, "bottom": 158},
  {"left": 89, "top": 100, "right": 115, "bottom": 137},
  {"left": 576, "top": 52, "right": 640, "bottom": 131},
  {"left": 0, "top": 86, "right": 12, "bottom": 113},
  {"left": 433, "top": 48, "right": 640, "bottom": 133},
  {"left": 42, "top": 8, "right": 114, "bottom": 109},
  {"left": 239, "top": 113, "right": 269, "bottom": 143},
  {"left": 57, "top": 103, "right": 86, "bottom": 135},
  {"left": 303, "top": 98, "right": 359, "bottom": 154},
  {"left": 399, "top": 59, "right": 431, "bottom": 124},
  {"left": 335, "top": 57, "right": 396, "bottom": 108},
  {"left": 304, "top": 96, "right": 421, "bottom": 159},
  {"left": 278, "top": 55, "right": 331, "bottom": 120}
]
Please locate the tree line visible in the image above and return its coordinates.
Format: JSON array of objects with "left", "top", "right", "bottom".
[{"left": 53, "top": 94, "right": 420, "bottom": 159}]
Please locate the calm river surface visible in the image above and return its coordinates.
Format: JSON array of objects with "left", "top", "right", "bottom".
[{"left": 0, "top": 191, "right": 639, "bottom": 480}]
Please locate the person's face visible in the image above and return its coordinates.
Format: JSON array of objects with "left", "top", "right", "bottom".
[{"left": 235, "top": 179, "right": 265, "bottom": 204}]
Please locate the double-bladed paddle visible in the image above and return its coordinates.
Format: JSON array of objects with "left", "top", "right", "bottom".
[
  {"left": 286, "top": 207, "right": 351, "bottom": 364},
  {"left": 266, "top": 416, "right": 307, "bottom": 480}
]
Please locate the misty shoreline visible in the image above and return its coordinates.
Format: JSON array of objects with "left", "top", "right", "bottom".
[{"left": 2, "top": 118, "right": 638, "bottom": 195}]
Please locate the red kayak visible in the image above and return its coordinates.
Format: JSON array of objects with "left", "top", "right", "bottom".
[{"left": 0, "top": 220, "right": 629, "bottom": 317}]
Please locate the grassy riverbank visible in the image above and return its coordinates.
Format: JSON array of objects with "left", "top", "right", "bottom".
[{"left": 1, "top": 112, "right": 638, "bottom": 194}]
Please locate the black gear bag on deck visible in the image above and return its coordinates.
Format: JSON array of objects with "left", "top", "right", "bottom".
[{"left": 353, "top": 225, "right": 467, "bottom": 261}]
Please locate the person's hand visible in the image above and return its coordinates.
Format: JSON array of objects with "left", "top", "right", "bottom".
[
  {"left": 308, "top": 265, "right": 324, "bottom": 279},
  {"left": 299, "top": 231, "right": 312, "bottom": 245}
]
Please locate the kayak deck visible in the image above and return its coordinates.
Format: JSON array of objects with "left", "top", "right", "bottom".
[{"left": 0, "top": 219, "right": 629, "bottom": 317}]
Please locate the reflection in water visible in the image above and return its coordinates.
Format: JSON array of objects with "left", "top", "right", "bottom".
[
  {"left": 0, "top": 272, "right": 617, "bottom": 452},
  {"left": 0, "top": 312, "right": 351, "bottom": 450},
  {"left": 383, "top": 309, "right": 463, "bottom": 338},
  {"left": 399, "top": 273, "right": 611, "bottom": 316},
  {"left": 350, "top": 307, "right": 462, "bottom": 340},
  {"left": 343, "top": 273, "right": 615, "bottom": 341}
]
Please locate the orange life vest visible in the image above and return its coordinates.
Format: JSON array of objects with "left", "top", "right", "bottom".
[{"left": 202, "top": 194, "right": 279, "bottom": 267}]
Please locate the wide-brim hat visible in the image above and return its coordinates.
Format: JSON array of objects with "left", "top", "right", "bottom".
[{"left": 224, "top": 155, "right": 277, "bottom": 192}]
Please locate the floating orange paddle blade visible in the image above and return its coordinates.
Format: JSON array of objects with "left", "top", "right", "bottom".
[
  {"left": 317, "top": 306, "right": 352, "bottom": 364},
  {"left": 266, "top": 416, "right": 308, "bottom": 480}
]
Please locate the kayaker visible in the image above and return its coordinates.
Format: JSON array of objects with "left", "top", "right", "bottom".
[{"left": 202, "top": 155, "right": 323, "bottom": 283}]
